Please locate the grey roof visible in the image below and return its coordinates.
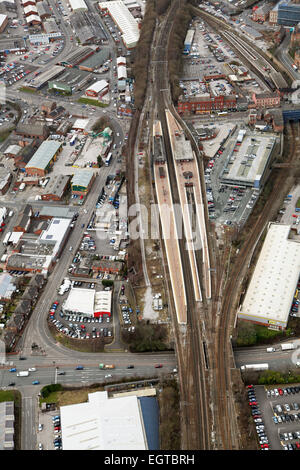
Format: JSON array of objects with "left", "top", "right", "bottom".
[
  {"left": 25, "top": 140, "right": 62, "bottom": 171},
  {"left": 43, "top": 174, "right": 70, "bottom": 198},
  {"left": 39, "top": 205, "right": 76, "bottom": 219},
  {"left": 71, "top": 170, "right": 94, "bottom": 188}
]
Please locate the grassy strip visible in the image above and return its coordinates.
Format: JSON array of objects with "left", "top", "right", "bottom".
[
  {"left": 0, "top": 390, "right": 22, "bottom": 450},
  {"left": 18, "top": 86, "right": 37, "bottom": 94},
  {"left": 78, "top": 97, "right": 109, "bottom": 108}
]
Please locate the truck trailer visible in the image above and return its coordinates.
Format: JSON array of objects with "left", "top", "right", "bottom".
[
  {"left": 99, "top": 364, "right": 115, "bottom": 369},
  {"left": 240, "top": 363, "right": 269, "bottom": 371},
  {"left": 17, "top": 371, "right": 29, "bottom": 377},
  {"left": 280, "top": 343, "right": 295, "bottom": 351}
]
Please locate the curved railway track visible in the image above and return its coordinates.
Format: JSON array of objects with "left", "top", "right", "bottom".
[{"left": 213, "top": 121, "right": 298, "bottom": 448}]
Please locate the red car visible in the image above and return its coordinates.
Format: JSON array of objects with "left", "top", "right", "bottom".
[
  {"left": 249, "top": 402, "right": 258, "bottom": 406},
  {"left": 154, "top": 364, "right": 163, "bottom": 368},
  {"left": 296, "top": 442, "right": 300, "bottom": 449},
  {"left": 278, "top": 388, "right": 283, "bottom": 395},
  {"left": 247, "top": 385, "right": 254, "bottom": 389},
  {"left": 54, "top": 426, "right": 60, "bottom": 431}
]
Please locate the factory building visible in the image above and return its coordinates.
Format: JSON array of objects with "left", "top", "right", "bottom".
[
  {"left": 25, "top": 140, "right": 62, "bottom": 177},
  {"left": 238, "top": 223, "right": 300, "bottom": 330},
  {"left": 98, "top": 1, "right": 140, "bottom": 49},
  {"left": 71, "top": 170, "right": 95, "bottom": 196},
  {"left": 68, "top": 0, "right": 87, "bottom": 12},
  {"left": 60, "top": 390, "right": 159, "bottom": 450},
  {"left": 85, "top": 79, "right": 109, "bottom": 98}
]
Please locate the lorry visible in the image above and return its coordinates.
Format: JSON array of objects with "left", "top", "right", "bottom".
[
  {"left": 17, "top": 371, "right": 29, "bottom": 377},
  {"left": 99, "top": 363, "right": 115, "bottom": 370},
  {"left": 240, "top": 364, "right": 269, "bottom": 371},
  {"left": 281, "top": 343, "right": 295, "bottom": 351}
]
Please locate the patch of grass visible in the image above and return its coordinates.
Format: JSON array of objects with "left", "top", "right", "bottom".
[
  {"left": 78, "top": 97, "right": 109, "bottom": 108},
  {"left": 0, "top": 129, "right": 12, "bottom": 142},
  {"left": 18, "top": 87, "right": 37, "bottom": 94}
]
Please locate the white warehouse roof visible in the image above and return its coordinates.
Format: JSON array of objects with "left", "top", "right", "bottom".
[
  {"left": 98, "top": 1, "right": 140, "bottom": 48},
  {"left": 239, "top": 223, "right": 300, "bottom": 328},
  {"left": 0, "top": 14, "right": 7, "bottom": 27},
  {"left": 117, "top": 65, "right": 127, "bottom": 80},
  {"left": 63, "top": 287, "right": 95, "bottom": 316},
  {"left": 86, "top": 79, "right": 109, "bottom": 94},
  {"left": 60, "top": 391, "right": 147, "bottom": 450},
  {"left": 69, "top": 0, "right": 88, "bottom": 11}
]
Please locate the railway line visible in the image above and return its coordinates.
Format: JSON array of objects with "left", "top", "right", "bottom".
[
  {"left": 210, "top": 121, "right": 299, "bottom": 448},
  {"left": 152, "top": 0, "right": 211, "bottom": 449}
]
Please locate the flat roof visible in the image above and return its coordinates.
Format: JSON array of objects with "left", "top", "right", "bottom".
[
  {"left": 72, "top": 118, "right": 89, "bottom": 130},
  {"left": 239, "top": 224, "right": 300, "bottom": 326},
  {"left": 63, "top": 287, "right": 95, "bottom": 316},
  {"left": 220, "top": 129, "right": 277, "bottom": 186},
  {"left": 25, "top": 140, "right": 62, "bottom": 171},
  {"left": 69, "top": 0, "right": 88, "bottom": 10},
  {"left": 60, "top": 391, "right": 147, "bottom": 450},
  {"left": 98, "top": 1, "right": 140, "bottom": 48}
]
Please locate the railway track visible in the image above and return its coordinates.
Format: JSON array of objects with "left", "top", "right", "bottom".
[
  {"left": 152, "top": 0, "right": 211, "bottom": 449},
  {"left": 211, "top": 121, "right": 299, "bottom": 448}
]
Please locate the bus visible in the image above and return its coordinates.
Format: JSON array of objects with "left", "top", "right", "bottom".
[{"left": 105, "top": 152, "right": 112, "bottom": 166}]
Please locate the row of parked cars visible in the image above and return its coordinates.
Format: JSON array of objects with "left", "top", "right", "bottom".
[
  {"left": 247, "top": 385, "right": 270, "bottom": 449},
  {"left": 267, "top": 386, "right": 300, "bottom": 397},
  {"left": 52, "top": 415, "right": 62, "bottom": 450},
  {"left": 280, "top": 431, "right": 300, "bottom": 450}
]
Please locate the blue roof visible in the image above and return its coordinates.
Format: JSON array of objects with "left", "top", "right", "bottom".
[{"left": 138, "top": 397, "right": 159, "bottom": 450}]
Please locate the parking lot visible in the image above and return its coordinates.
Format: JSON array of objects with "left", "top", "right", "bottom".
[
  {"left": 248, "top": 384, "right": 300, "bottom": 450},
  {"left": 37, "top": 410, "right": 61, "bottom": 451}
]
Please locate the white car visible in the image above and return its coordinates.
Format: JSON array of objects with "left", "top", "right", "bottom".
[
  {"left": 105, "top": 374, "right": 112, "bottom": 378},
  {"left": 29, "top": 368, "right": 36, "bottom": 372},
  {"left": 38, "top": 443, "right": 43, "bottom": 450},
  {"left": 38, "top": 423, "right": 43, "bottom": 431}
]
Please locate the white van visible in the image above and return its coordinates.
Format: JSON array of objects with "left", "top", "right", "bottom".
[{"left": 266, "top": 347, "right": 275, "bottom": 353}]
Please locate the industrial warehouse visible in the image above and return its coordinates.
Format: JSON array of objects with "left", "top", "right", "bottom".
[
  {"left": 62, "top": 287, "right": 112, "bottom": 317},
  {"left": 238, "top": 223, "right": 300, "bottom": 330},
  {"left": 59, "top": 390, "right": 159, "bottom": 450}
]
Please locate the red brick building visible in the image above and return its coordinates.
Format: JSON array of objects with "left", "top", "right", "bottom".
[
  {"left": 178, "top": 93, "right": 237, "bottom": 114},
  {"left": 251, "top": 91, "right": 281, "bottom": 109}
]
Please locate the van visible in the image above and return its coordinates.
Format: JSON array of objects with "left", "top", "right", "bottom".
[{"left": 267, "top": 347, "right": 275, "bottom": 353}]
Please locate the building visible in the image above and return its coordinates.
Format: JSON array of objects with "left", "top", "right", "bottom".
[
  {"left": 85, "top": 80, "right": 109, "bottom": 98},
  {"left": 0, "top": 168, "right": 12, "bottom": 195},
  {"left": 219, "top": 128, "right": 278, "bottom": 189},
  {"left": 92, "top": 259, "right": 123, "bottom": 274},
  {"left": 15, "top": 122, "right": 49, "bottom": 141},
  {"left": 252, "top": 91, "right": 281, "bottom": 109},
  {"left": 71, "top": 170, "right": 95, "bottom": 195},
  {"left": 252, "top": 4, "right": 272, "bottom": 22},
  {"left": 26, "top": 65, "right": 65, "bottom": 90},
  {"left": 60, "top": 390, "right": 159, "bottom": 450},
  {"left": 25, "top": 140, "right": 62, "bottom": 177},
  {"left": 48, "top": 81, "right": 72, "bottom": 95},
  {"left": 0, "top": 14, "right": 8, "bottom": 32},
  {"left": 62, "top": 288, "right": 112, "bottom": 317},
  {"left": 69, "top": 0, "right": 88, "bottom": 12},
  {"left": 36, "top": 1, "right": 51, "bottom": 18},
  {"left": 178, "top": 93, "right": 237, "bottom": 114},
  {"left": 7, "top": 217, "right": 72, "bottom": 275},
  {"left": 0, "top": 402, "right": 15, "bottom": 450},
  {"left": 0, "top": 273, "right": 16, "bottom": 301},
  {"left": 278, "top": 2, "right": 300, "bottom": 26},
  {"left": 98, "top": 1, "right": 140, "bottom": 49},
  {"left": 13, "top": 205, "right": 32, "bottom": 232},
  {"left": 41, "top": 175, "right": 70, "bottom": 201},
  {"left": 238, "top": 223, "right": 300, "bottom": 330}
]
